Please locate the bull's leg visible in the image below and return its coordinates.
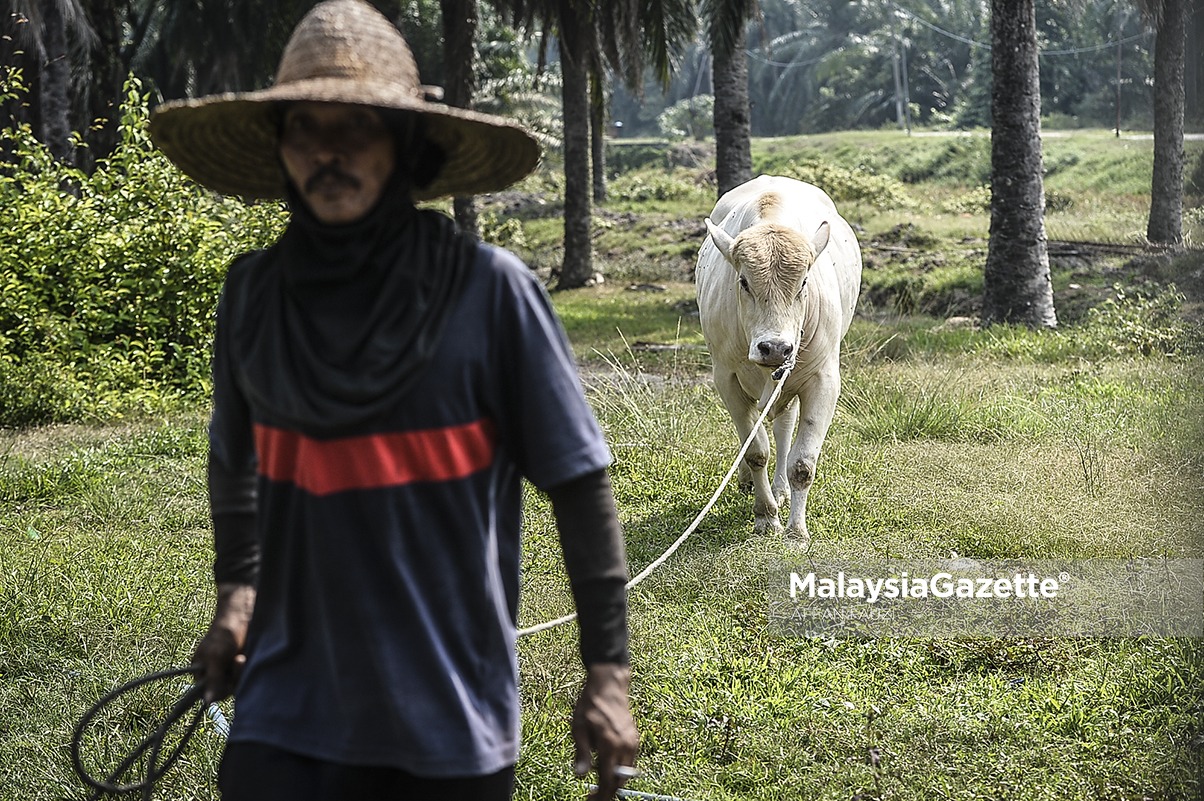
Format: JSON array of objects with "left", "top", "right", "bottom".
[
  {"left": 737, "top": 461, "right": 754, "bottom": 494},
  {"left": 784, "top": 368, "right": 840, "bottom": 547},
  {"left": 715, "top": 370, "right": 781, "bottom": 533},
  {"left": 771, "top": 397, "right": 799, "bottom": 508}
]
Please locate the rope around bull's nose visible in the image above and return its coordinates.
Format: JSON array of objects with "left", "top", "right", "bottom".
[{"left": 517, "top": 362, "right": 795, "bottom": 638}]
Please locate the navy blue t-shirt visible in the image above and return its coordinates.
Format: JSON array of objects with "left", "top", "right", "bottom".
[{"left": 209, "top": 240, "right": 611, "bottom": 776}]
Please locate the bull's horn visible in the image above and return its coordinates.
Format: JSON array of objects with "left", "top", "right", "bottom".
[
  {"left": 706, "top": 219, "right": 736, "bottom": 263},
  {"left": 811, "top": 221, "right": 831, "bottom": 259}
]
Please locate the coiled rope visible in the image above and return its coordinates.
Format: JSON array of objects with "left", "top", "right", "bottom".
[{"left": 71, "top": 667, "right": 208, "bottom": 801}]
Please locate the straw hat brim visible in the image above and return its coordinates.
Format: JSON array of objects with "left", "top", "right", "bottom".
[{"left": 149, "top": 79, "right": 542, "bottom": 202}]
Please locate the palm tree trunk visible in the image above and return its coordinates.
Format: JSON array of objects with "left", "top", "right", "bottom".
[
  {"left": 440, "top": 0, "right": 480, "bottom": 238},
  {"left": 1, "top": 12, "right": 41, "bottom": 160},
  {"left": 557, "top": 12, "right": 594, "bottom": 290},
  {"left": 983, "top": 0, "right": 1056, "bottom": 328},
  {"left": 39, "top": 0, "right": 74, "bottom": 165},
  {"left": 712, "top": 24, "right": 752, "bottom": 198},
  {"left": 590, "top": 73, "right": 606, "bottom": 203},
  {"left": 1147, "top": 0, "right": 1187, "bottom": 246},
  {"left": 1188, "top": 0, "right": 1202, "bottom": 122}
]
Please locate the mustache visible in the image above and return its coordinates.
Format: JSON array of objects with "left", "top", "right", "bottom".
[{"left": 305, "top": 163, "right": 361, "bottom": 194}]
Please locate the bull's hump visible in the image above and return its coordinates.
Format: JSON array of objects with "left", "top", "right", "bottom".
[{"left": 756, "top": 192, "right": 783, "bottom": 220}]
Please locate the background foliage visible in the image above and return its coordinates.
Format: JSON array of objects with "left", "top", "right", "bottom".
[
  {"left": 0, "top": 73, "right": 285, "bottom": 426},
  {"left": 1, "top": 66, "right": 1201, "bottom": 429},
  {"left": 5, "top": 0, "right": 1202, "bottom": 165}
]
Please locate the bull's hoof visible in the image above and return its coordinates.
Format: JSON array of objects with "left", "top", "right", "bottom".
[
  {"left": 785, "top": 525, "right": 811, "bottom": 551},
  {"left": 754, "top": 515, "right": 784, "bottom": 535}
]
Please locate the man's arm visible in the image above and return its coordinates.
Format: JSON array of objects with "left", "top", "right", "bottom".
[
  {"left": 193, "top": 452, "right": 260, "bottom": 704},
  {"left": 194, "top": 581, "right": 256, "bottom": 704},
  {"left": 547, "top": 468, "right": 638, "bottom": 800}
]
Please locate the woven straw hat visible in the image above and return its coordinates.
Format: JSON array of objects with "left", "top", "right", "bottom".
[{"left": 149, "top": 0, "right": 540, "bottom": 201}]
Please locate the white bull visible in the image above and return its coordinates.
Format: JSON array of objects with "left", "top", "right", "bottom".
[{"left": 696, "top": 175, "right": 862, "bottom": 544}]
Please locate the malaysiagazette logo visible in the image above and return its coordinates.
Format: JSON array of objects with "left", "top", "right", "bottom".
[{"left": 789, "top": 570, "right": 1063, "bottom": 604}]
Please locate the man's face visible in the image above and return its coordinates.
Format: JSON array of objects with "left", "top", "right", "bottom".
[{"left": 279, "top": 102, "right": 396, "bottom": 225}]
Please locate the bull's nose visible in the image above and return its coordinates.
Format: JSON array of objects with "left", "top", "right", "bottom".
[{"left": 754, "top": 339, "right": 794, "bottom": 366}]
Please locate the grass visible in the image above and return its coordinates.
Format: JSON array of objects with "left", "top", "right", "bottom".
[
  {"left": 510, "top": 328, "right": 1204, "bottom": 801},
  {"left": 2, "top": 329, "right": 1201, "bottom": 801},
  {"left": 3, "top": 129, "right": 1204, "bottom": 799}
]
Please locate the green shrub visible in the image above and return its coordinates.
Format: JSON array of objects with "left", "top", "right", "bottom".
[
  {"left": 657, "top": 95, "right": 714, "bottom": 141},
  {"left": 1078, "top": 283, "right": 1198, "bottom": 356},
  {"left": 479, "top": 211, "right": 527, "bottom": 250},
  {"left": 608, "top": 170, "right": 706, "bottom": 203},
  {"left": 971, "top": 284, "right": 1200, "bottom": 362},
  {"left": 775, "top": 158, "right": 915, "bottom": 211},
  {"left": 939, "top": 185, "right": 992, "bottom": 215},
  {"left": 0, "top": 74, "right": 287, "bottom": 426}
]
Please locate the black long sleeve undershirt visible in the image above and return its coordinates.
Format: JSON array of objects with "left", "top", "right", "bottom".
[
  {"left": 209, "top": 454, "right": 259, "bottom": 586},
  {"left": 547, "top": 468, "right": 630, "bottom": 667}
]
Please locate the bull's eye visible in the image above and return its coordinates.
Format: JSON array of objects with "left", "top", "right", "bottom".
[
  {"left": 796, "top": 278, "right": 808, "bottom": 300},
  {"left": 738, "top": 275, "right": 751, "bottom": 294}
]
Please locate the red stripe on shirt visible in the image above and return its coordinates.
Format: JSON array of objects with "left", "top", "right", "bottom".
[{"left": 253, "top": 419, "right": 496, "bottom": 496}]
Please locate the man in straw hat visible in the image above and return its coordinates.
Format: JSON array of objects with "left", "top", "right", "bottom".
[{"left": 150, "top": 1, "right": 637, "bottom": 798}]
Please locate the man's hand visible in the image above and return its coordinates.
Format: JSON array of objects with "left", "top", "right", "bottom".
[
  {"left": 572, "top": 663, "right": 638, "bottom": 800},
  {"left": 192, "top": 582, "right": 256, "bottom": 704}
]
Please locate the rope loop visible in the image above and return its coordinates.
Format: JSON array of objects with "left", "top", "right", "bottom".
[{"left": 71, "top": 667, "right": 208, "bottom": 801}]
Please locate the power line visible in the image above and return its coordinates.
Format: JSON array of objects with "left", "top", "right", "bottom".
[
  {"left": 887, "top": 1, "right": 1153, "bottom": 58},
  {"left": 1040, "top": 33, "right": 1152, "bottom": 56},
  {"left": 889, "top": 2, "right": 984, "bottom": 49},
  {"left": 744, "top": 47, "right": 843, "bottom": 69}
]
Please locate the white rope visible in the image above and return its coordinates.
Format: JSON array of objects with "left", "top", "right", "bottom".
[{"left": 517, "top": 363, "right": 794, "bottom": 639}]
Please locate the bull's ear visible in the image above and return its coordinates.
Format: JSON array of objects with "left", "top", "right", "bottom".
[
  {"left": 811, "top": 221, "right": 831, "bottom": 259},
  {"left": 706, "top": 219, "right": 736, "bottom": 263}
]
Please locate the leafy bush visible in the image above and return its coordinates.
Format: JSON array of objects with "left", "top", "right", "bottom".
[
  {"left": 0, "top": 74, "right": 286, "bottom": 426},
  {"left": 775, "top": 157, "right": 916, "bottom": 211},
  {"left": 657, "top": 95, "right": 714, "bottom": 141},
  {"left": 939, "top": 185, "right": 992, "bottom": 215},
  {"left": 608, "top": 170, "right": 707, "bottom": 203},
  {"left": 972, "top": 284, "right": 1200, "bottom": 362},
  {"left": 1079, "top": 284, "right": 1198, "bottom": 356},
  {"left": 479, "top": 211, "right": 527, "bottom": 250}
]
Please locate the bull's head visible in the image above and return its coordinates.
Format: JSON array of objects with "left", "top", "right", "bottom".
[{"left": 706, "top": 218, "right": 830, "bottom": 368}]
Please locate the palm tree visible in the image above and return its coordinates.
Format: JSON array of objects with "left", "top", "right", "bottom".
[
  {"left": 558, "top": 0, "right": 595, "bottom": 288},
  {"left": 702, "top": 0, "right": 755, "bottom": 197},
  {"left": 591, "top": 0, "right": 696, "bottom": 202},
  {"left": 492, "top": 0, "right": 693, "bottom": 288},
  {"left": 440, "top": 0, "right": 481, "bottom": 236},
  {"left": 2, "top": 0, "right": 92, "bottom": 164},
  {"left": 982, "top": 0, "right": 1057, "bottom": 328},
  {"left": 1140, "top": 0, "right": 1188, "bottom": 246},
  {"left": 590, "top": 71, "right": 607, "bottom": 203}
]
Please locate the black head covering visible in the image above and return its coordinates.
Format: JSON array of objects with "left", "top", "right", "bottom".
[{"left": 230, "top": 163, "right": 475, "bottom": 435}]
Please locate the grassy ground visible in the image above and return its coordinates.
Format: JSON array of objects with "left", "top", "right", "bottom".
[{"left": 2, "top": 130, "right": 1203, "bottom": 799}]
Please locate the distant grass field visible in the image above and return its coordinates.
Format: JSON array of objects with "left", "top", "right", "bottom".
[{"left": 2, "top": 129, "right": 1202, "bottom": 800}]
